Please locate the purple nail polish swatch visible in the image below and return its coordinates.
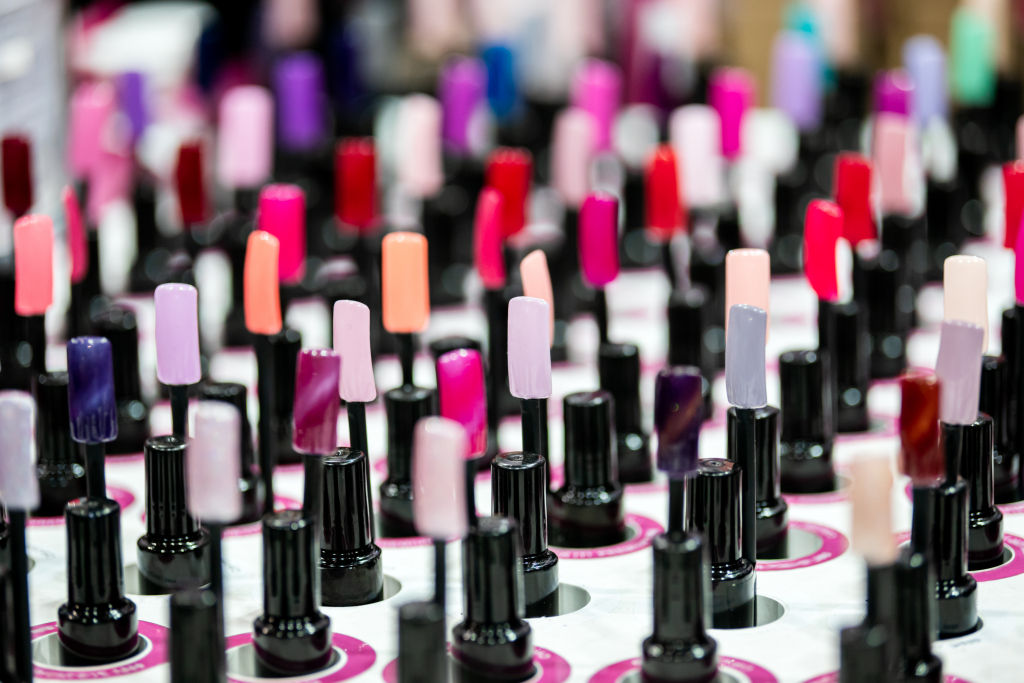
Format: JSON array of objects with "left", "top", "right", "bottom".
[
  {"left": 725, "top": 304, "right": 768, "bottom": 409},
  {"left": 654, "top": 366, "right": 704, "bottom": 477},
  {"left": 934, "top": 320, "right": 984, "bottom": 425},
  {"left": 67, "top": 336, "right": 118, "bottom": 443},
  {"left": 770, "top": 31, "right": 823, "bottom": 132},
  {"left": 293, "top": 349, "right": 342, "bottom": 454},
  {"left": 439, "top": 55, "right": 486, "bottom": 154},
  {"left": 874, "top": 69, "right": 913, "bottom": 116},
  {"left": 0, "top": 390, "right": 39, "bottom": 511},
  {"left": 118, "top": 72, "right": 148, "bottom": 144},
  {"left": 903, "top": 35, "right": 947, "bottom": 122},
  {"left": 155, "top": 283, "right": 202, "bottom": 386},
  {"left": 508, "top": 296, "right": 552, "bottom": 400},
  {"left": 274, "top": 52, "right": 326, "bottom": 152}
]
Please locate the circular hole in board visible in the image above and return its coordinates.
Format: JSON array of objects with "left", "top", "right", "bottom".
[
  {"left": 759, "top": 526, "right": 825, "bottom": 562},
  {"left": 618, "top": 669, "right": 744, "bottom": 683},
  {"left": 226, "top": 643, "right": 343, "bottom": 679},
  {"left": 524, "top": 583, "right": 591, "bottom": 619},
  {"left": 712, "top": 596, "right": 786, "bottom": 630},
  {"left": 382, "top": 574, "right": 402, "bottom": 600},
  {"left": 123, "top": 563, "right": 187, "bottom": 596},
  {"left": 33, "top": 633, "right": 150, "bottom": 668}
]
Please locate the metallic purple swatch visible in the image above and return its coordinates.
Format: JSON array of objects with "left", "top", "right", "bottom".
[
  {"left": 934, "top": 320, "right": 984, "bottom": 425},
  {"left": 274, "top": 52, "right": 327, "bottom": 152},
  {"left": 67, "top": 336, "right": 118, "bottom": 444},
  {"left": 873, "top": 69, "right": 913, "bottom": 116},
  {"left": 118, "top": 72, "right": 148, "bottom": 144},
  {"left": 725, "top": 304, "right": 768, "bottom": 409},
  {"left": 155, "top": 283, "right": 202, "bottom": 386},
  {"left": 0, "top": 391, "right": 38, "bottom": 511},
  {"left": 654, "top": 366, "right": 704, "bottom": 477},
  {"left": 439, "top": 55, "right": 486, "bottom": 154},
  {"left": 507, "top": 296, "right": 552, "bottom": 399},
  {"left": 770, "top": 31, "right": 822, "bottom": 132},
  {"left": 903, "top": 36, "right": 947, "bottom": 122},
  {"left": 293, "top": 349, "right": 341, "bottom": 454}
]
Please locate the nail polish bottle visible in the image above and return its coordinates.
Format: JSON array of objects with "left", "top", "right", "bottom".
[
  {"left": 380, "top": 386, "right": 437, "bottom": 537},
  {"left": 273, "top": 327, "right": 303, "bottom": 465},
  {"left": 685, "top": 458, "right": 756, "bottom": 628},
  {"left": 667, "top": 285, "right": 715, "bottom": 419},
  {"left": 93, "top": 307, "right": 149, "bottom": 455},
  {"left": 169, "top": 588, "right": 222, "bottom": 683},
  {"left": 492, "top": 452, "right": 558, "bottom": 616},
  {"left": 727, "top": 406, "right": 788, "bottom": 558},
  {"left": 398, "top": 601, "right": 448, "bottom": 683},
  {"left": 690, "top": 246, "right": 727, "bottom": 369},
  {"left": 959, "top": 414, "right": 1004, "bottom": 570},
  {"left": 979, "top": 354, "right": 1021, "bottom": 502},
  {"left": 202, "top": 382, "right": 261, "bottom": 523},
  {"left": 641, "top": 532, "right": 718, "bottom": 683},
  {"left": 33, "top": 372, "right": 86, "bottom": 517},
  {"left": 59, "top": 498, "right": 139, "bottom": 663},
  {"left": 548, "top": 391, "right": 626, "bottom": 548},
  {"left": 254, "top": 510, "right": 333, "bottom": 676},
  {"left": 599, "top": 344, "right": 652, "bottom": 483},
  {"left": 834, "top": 301, "right": 871, "bottom": 433},
  {"left": 452, "top": 517, "right": 535, "bottom": 683},
  {"left": 894, "top": 552, "right": 943, "bottom": 682},
  {"left": 321, "top": 448, "right": 383, "bottom": 606},
  {"left": 137, "top": 436, "right": 211, "bottom": 591},
  {"left": 854, "top": 248, "right": 910, "bottom": 379},
  {"left": 779, "top": 350, "right": 836, "bottom": 493}
]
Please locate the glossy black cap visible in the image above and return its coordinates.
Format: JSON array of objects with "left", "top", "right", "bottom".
[
  {"left": 959, "top": 414, "right": 1004, "bottom": 570},
  {"left": 397, "top": 601, "right": 447, "bottom": 683},
  {"left": 34, "top": 371, "right": 86, "bottom": 516},
  {"left": 780, "top": 350, "right": 833, "bottom": 443},
  {"left": 492, "top": 452, "right": 548, "bottom": 556},
  {"left": 930, "top": 481, "right": 979, "bottom": 637},
  {"left": 685, "top": 459, "right": 742, "bottom": 564},
  {"left": 598, "top": 344, "right": 642, "bottom": 435},
  {"left": 262, "top": 510, "right": 320, "bottom": 618},
  {"left": 563, "top": 391, "right": 617, "bottom": 488},
  {"left": 272, "top": 328, "right": 302, "bottom": 463},
  {"left": 854, "top": 249, "right": 909, "bottom": 378},
  {"left": 727, "top": 406, "right": 788, "bottom": 557},
  {"left": 834, "top": 301, "right": 870, "bottom": 432},
  {"left": 979, "top": 356, "right": 1009, "bottom": 451},
  {"left": 839, "top": 624, "right": 895, "bottom": 683},
  {"left": 642, "top": 531, "right": 718, "bottom": 683},
  {"left": 894, "top": 552, "right": 942, "bottom": 679},
  {"left": 667, "top": 284, "right": 712, "bottom": 376},
  {"left": 92, "top": 307, "right": 143, "bottom": 402},
  {"left": 169, "top": 589, "right": 223, "bottom": 683},
  {"left": 429, "top": 336, "right": 481, "bottom": 361},
  {"left": 380, "top": 386, "right": 436, "bottom": 537},
  {"left": 59, "top": 499, "right": 139, "bottom": 662}
]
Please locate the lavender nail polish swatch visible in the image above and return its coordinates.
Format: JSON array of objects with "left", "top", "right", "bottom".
[
  {"left": 155, "top": 283, "right": 202, "bottom": 386},
  {"left": 725, "top": 304, "right": 768, "bottom": 409},
  {"left": 508, "top": 296, "right": 552, "bottom": 400},
  {"left": 293, "top": 349, "right": 341, "bottom": 454},
  {"left": 67, "top": 336, "right": 118, "bottom": 443},
  {"left": 654, "top": 366, "right": 704, "bottom": 477},
  {"left": 934, "top": 320, "right": 984, "bottom": 425}
]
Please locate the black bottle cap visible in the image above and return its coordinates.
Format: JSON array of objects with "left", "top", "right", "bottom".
[
  {"left": 667, "top": 284, "right": 712, "bottom": 375},
  {"left": 727, "top": 406, "right": 788, "bottom": 556},
  {"left": 380, "top": 386, "right": 436, "bottom": 537},
  {"left": 491, "top": 452, "right": 548, "bottom": 556},
  {"left": 834, "top": 301, "right": 870, "bottom": 432},
  {"left": 929, "top": 480, "right": 979, "bottom": 637},
  {"left": 429, "top": 336, "right": 481, "bottom": 361},
  {"left": 1000, "top": 309, "right": 1019, "bottom": 453},
  {"left": 689, "top": 247, "right": 725, "bottom": 326},
  {"left": 60, "top": 499, "right": 139, "bottom": 662},
  {"left": 272, "top": 328, "right": 302, "bottom": 463},
  {"left": 598, "top": 343, "right": 642, "bottom": 435},
  {"left": 169, "top": 588, "right": 223, "bottom": 683},
  {"left": 894, "top": 552, "right": 941, "bottom": 678},
  {"left": 397, "top": 601, "right": 447, "bottom": 683},
  {"left": 92, "top": 306, "right": 143, "bottom": 402},
  {"left": 34, "top": 372, "right": 86, "bottom": 516},
  {"left": 685, "top": 459, "right": 742, "bottom": 564},
  {"left": 321, "top": 448, "right": 383, "bottom": 606},
  {"left": 780, "top": 350, "right": 833, "bottom": 443},
  {"left": 319, "top": 260, "right": 367, "bottom": 311},
  {"left": 202, "top": 382, "right": 255, "bottom": 479},
  {"left": 563, "top": 391, "right": 617, "bottom": 488},
  {"left": 462, "top": 516, "right": 526, "bottom": 625},
  {"left": 979, "top": 356, "right": 1009, "bottom": 451},
  {"left": 839, "top": 624, "right": 895, "bottom": 683},
  {"left": 854, "top": 248, "right": 909, "bottom": 377},
  {"left": 960, "top": 414, "right": 1004, "bottom": 570},
  {"left": 138, "top": 436, "right": 210, "bottom": 589},
  {"left": 642, "top": 531, "right": 718, "bottom": 683}
]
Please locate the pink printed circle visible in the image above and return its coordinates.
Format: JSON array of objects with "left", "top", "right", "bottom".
[
  {"left": 756, "top": 521, "right": 849, "bottom": 571},
  {"left": 894, "top": 532, "right": 1024, "bottom": 582},
  {"left": 224, "top": 632, "right": 375, "bottom": 682},
  {"left": 589, "top": 655, "right": 778, "bottom": 683},
  {"left": 29, "top": 487, "right": 137, "bottom": 527},
  {"left": 380, "top": 646, "right": 570, "bottom": 683},
  {"left": 31, "top": 621, "right": 168, "bottom": 679},
  {"left": 803, "top": 672, "right": 972, "bottom": 682},
  {"left": 551, "top": 514, "right": 663, "bottom": 560},
  {"left": 222, "top": 495, "right": 303, "bottom": 538}
]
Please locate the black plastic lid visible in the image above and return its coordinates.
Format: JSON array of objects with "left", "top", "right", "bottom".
[
  {"left": 668, "top": 285, "right": 713, "bottom": 376},
  {"left": 1000, "top": 309, "right": 1018, "bottom": 448},
  {"left": 685, "top": 458, "right": 742, "bottom": 564},
  {"left": 143, "top": 436, "right": 201, "bottom": 538},
  {"left": 384, "top": 386, "right": 437, "bottom": 483},
  {"left": 563, "top": 391, "right": 617, "bottom": 488},
  {"left": 35, "top": 371, "right": 77, "bottom": 466},
  {"left": 262, "top": 510, "right": 319, "bottom": 619},
  {"left": 463, "top": 516, "right": 525, "bottom": 625},
  {"left": 727, "top": 406, "right": 781, "bottom": 506},
  {"left": 322, "top": 448, "right": 375, "bottom": 554},
  {"left": 894, "top": 551, "right": 936, "bottom": 665},
  {"left": 397, "top": 601, "right": 447, "bottom": 683},
  {"left": 429, "top": 336, "right": 482, "bottom": 361},
  {"left": 202, "top": 382, "right": 255, "bottom": 477},
  {"left": 834, "top": 301, "right": 869, "bottom": 388},
  {"left": 979, "top": 356, "right": 1008, "bottom": 451},
  {"left": 272, "top": 328, "right": 302, "bottom": 418},
  {"left": 651, "top": 531, "right": 711, "bottom": 642},
  {"left": 92, "top": 306, "right": 143, "bottom": 401},
  {"left": 854, "top": 249, "right": 908, "bottom": 335},
  {"left": 598, "top": 343, "right": 642, "bottom": 435},
  {"left": 169, "top": 588, "right": 222, "bottom": 683},
  {"left": 491, "top": 452, "right": 548, "bottom": 557},
  {"left": 779, "top": 350, "right": 832, "bottom": 443},
  {"left": 65, "top": 498, "right": 127, "bottom": 605}
]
